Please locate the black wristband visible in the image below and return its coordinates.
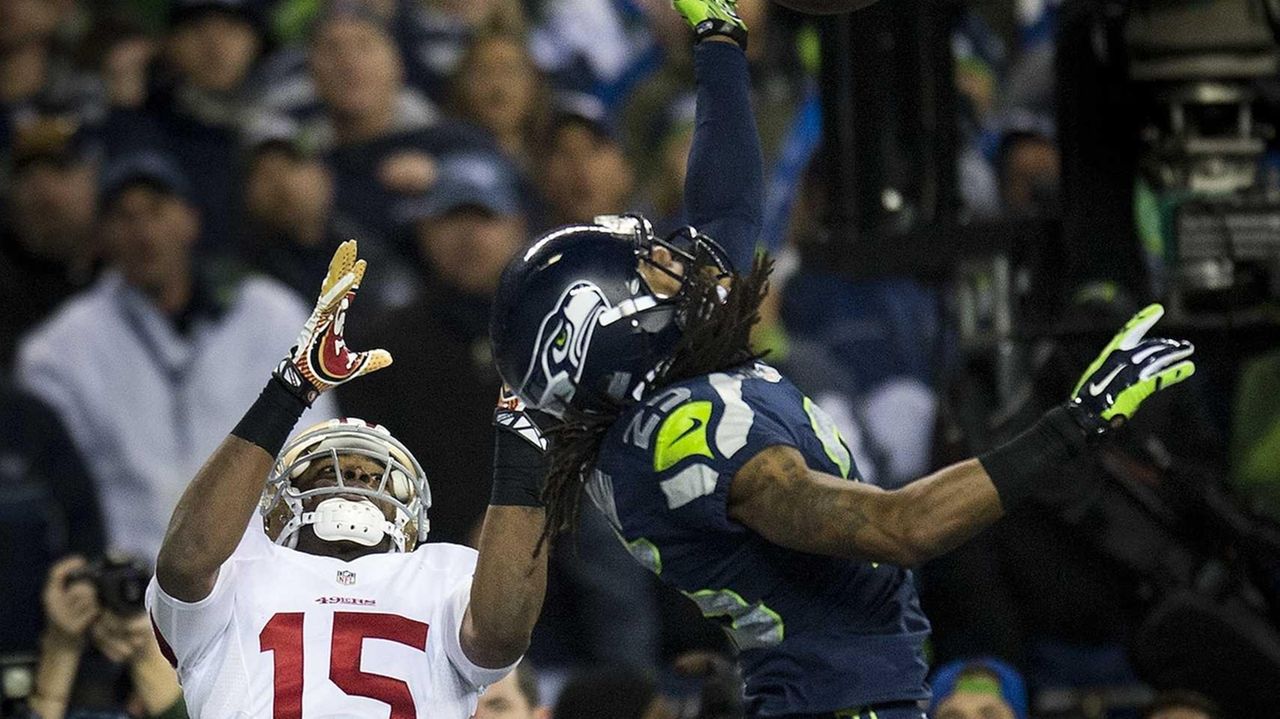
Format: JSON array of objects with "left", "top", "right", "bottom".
[
  {"left": 272, "top": 356, "right": 320, "bottom": 406},
  {"left": 231, "top": 374, "right": 309, "bottom": 457},
  {"left": 978, "top": 405, "right": 1089, "bottom": 510},
  {"left": 491, "top": 426, "right": 548, "bottom": 507}
]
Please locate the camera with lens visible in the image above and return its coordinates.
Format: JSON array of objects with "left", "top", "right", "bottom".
[
  {"left": 1126, "top": 0, "right": 1280, "bottom": 313},
  {"left": 64, "top": 554, "right": 152, "bottom": 616}
]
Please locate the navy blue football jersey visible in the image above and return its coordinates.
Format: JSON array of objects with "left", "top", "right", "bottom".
[{"left": 588, "top": 363, "right": 931, "bottom": 716}]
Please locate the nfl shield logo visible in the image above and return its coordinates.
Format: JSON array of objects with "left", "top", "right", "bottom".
[{"left": 336, "top": 570, "right": 356, "bottom": 586}]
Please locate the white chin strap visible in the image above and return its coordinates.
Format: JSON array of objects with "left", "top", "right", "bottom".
[{"left": 303, "top": 498, "right": 399, "bottom": 548}]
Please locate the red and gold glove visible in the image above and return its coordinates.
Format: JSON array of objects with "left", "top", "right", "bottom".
[{"left": 274, "top": 240, "right": 392, "bottom": 405}]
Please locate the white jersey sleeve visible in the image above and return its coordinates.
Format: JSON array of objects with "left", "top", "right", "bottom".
[
  {"left": 145, "top": 520, "right": 271, "bottom": 671},
  {"left": 439, "top": 575, "right": 520, "bottom": 690}
]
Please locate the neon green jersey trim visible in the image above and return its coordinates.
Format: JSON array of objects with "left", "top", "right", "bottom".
[
  {"left": 804, "top": 396, "right": 852, "bottom": 478},
  {"left": 626, "top": 537, "right": 663, "bottom": 575},
  {"left": 687, "top": 587, "right": 785, "bottom": 648}
]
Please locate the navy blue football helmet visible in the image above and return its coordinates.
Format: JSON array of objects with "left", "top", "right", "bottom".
[{"left": 490, "top": 214, "right": 733, "bottom": 418}]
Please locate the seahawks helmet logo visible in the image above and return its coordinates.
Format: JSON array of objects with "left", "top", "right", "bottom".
[{"left": 520, "top": 281, "right": 610, "bottom": 414}]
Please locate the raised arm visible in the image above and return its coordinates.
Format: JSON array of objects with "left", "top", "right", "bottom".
[
  {"left": 730, "top": 304, "right": 1196, "bottom": 566},
  {"left": 155, "top": 241, "right": 391, "bottom": 601},
  {"left": 677, "top": 0, "right": 763, "bottom": 271},
  {"left": 460, "top": 393, "right": 550, "bottom": 668}
]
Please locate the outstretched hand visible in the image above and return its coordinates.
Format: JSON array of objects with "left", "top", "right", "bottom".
[
  {"left": 276, "top": 240, "right": 392, "bottom": 405},
  {"left": 1068, "top": 303, "right": 1196, "bottom": 434}
]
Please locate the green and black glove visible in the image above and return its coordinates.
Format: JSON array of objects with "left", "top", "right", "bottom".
[
  {"left": 672, "top": 0, "right": 749, "bottom": 49},
  {"left": 1067, "top": 303, "right": 1196, "bottom": 434},
  {"left": 981, "top": 303, "right": 1195, "bottom": 508}
]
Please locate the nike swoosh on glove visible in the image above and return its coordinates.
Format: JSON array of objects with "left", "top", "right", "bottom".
[{"left": 1067, "top": 303, "right": 1196, "bottom": 434}]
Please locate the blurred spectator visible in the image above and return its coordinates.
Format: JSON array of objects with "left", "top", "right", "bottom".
[
  {"left": 1, "top": 114, "right": 100, "bottom": 370},
  {"left": 309, "top": 6, "right": 437, "bottom": 147},
  {"left": 14, "top": 152, "right": 336, "bottom": 561},
  {"left": 88, "top": 15, "right": 157, "bottom": 110},
  {"left": 474, "top": 663, "right": 548, "bottom": 719},
  {"left": 399, "top": 0, "right": 527, "bottom": 104},
  {"left": 996, "top": 113, "right": 1059, "bottom": 218},
  {"left": 0, "top": 381, "right": 105, "bottom": 655},
  {"left": 28, "top": 556, "right": 185, "bottom": 719},
  {"left": 238, "top": 128, "right": 417, "bottom": 311},
  {"left": 0, "top": 0, "right": 95, "bottom": 154},
  {"left": 272, "top": 0, "right": 399, "bottom": 46},
  {"left": 165, "top": 1, "right": 263, "bottom": 96},
  {"left": 107, "top": 0, "right": 269, "bottom": 251},
  {"left": 637, "top": 93, "right": 695, "bottom": 234},
  {"left": 929, "top": 657, "right": 1028, "bottom": 719},
  {"left": 337, "top": 150, "right": 526, "bottom": 543},
  {"left": 449, "top": 31, "right": 551, "bottom": 172},
  {"left": 1142, "top": 690, "right": 1220, "bottom": 719},
  {"left": 307, "top": 6, "right": 493, "bottom": 255},
  {"left": 952, "top": 12, "right": 1004, "bottom": 219},
  {"left": 255, "top": 0, "right": 521, "bottom": 129},
  {"left": 552, "top": 667, "right": 675, "bottom": 719},
  {"left": 993, "top": 0, "right": 1060, "bottom": 219},
  {"left": 541, "top": 101, "right": 635, "bottom": 227}
]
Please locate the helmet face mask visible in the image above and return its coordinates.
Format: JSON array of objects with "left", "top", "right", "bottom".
[
  {"left": 641, "top": 223, "right": 735, "bottom": 296},
  {"left": 261, "top": 419, "right": 431, "bottom": 552},
  {"left": 491, "top": 213, "right": 733, "bottom": 418}
]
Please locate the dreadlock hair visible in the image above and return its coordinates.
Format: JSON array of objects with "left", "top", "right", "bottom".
[{"left": 536, "top": 251, "right": 775, "bottom": 552}]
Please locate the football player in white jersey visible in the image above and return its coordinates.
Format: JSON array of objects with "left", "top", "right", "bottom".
[{"left": 146, "top": 241, "right": 549, "bottom": 719}]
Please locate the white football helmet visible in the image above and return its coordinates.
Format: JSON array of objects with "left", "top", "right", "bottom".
[{"left": 261, "top": 418, "right": 430, "bottom": 552}]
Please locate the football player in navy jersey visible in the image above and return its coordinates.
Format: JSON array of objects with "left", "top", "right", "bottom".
[{"left": 490, "top": 1, "right": 1197, "bottom": 717}]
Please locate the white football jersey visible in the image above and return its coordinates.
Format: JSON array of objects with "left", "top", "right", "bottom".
[{"left": 146, "top": 527, "right": 513, "bottom": 719}]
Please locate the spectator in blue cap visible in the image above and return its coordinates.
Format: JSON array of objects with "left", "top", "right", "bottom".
[
  {"left": 400, "top": 151, "right": 527, "bottom": 296},
  {"left": 15, "top": 149, "right": 337, "bottom": 563},
  {"left": 930, "top": 657, "right": 1028, "bottom": 719},
  {"left": 335, "top": 151, "right": 528, "bottom": 546}
]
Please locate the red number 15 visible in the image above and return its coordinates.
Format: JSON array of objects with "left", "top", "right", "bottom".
[{"left": 260, "top": 612, "right": 429, "bottom": 719}]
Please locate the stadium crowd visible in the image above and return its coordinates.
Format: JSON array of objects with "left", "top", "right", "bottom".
[{"left": 0, "top": 0, "right": 1275, "bottom": 717}]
